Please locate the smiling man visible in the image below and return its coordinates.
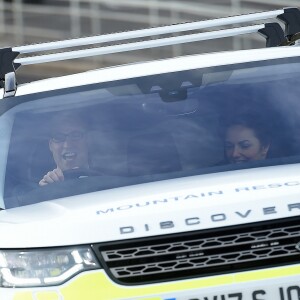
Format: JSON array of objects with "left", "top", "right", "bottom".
[{"left": 39, "top": 112, "right": 89, "bottom": 186}]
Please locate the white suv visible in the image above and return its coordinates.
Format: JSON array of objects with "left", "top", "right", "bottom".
[{"left": 0, "top": 7, "right": 300, "bottom": 300}]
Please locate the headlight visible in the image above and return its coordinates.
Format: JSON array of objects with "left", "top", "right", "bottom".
[{"left": 0, "top": 246, "right": 100, "bottom": 287}]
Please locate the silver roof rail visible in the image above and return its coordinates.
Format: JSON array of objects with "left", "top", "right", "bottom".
[
  {"left": 14, "top": 23, "right": 283, "bottom": 66},
  {"left": 13, "top": 9, "right": 284, "bottom": 54},
  {"left": 0, "top": 7, "right": 299, "bottom": 97}
]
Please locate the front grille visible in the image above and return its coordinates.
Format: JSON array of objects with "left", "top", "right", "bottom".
[{"left": 92, "top": 218, "right": 300, "bottom": 285}]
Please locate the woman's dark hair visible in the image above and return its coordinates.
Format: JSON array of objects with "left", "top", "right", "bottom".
[{"left": 220, "top": 110, "right": 272, "bottom": 147}]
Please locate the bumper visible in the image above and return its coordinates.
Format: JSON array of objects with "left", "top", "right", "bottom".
[{"left": 3, "top": 264, "right": 300, "bottom": 300}]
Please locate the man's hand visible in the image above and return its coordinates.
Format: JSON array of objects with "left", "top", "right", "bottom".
[{"left": 39, "top": 168, "right": 64, "bottom": 186}]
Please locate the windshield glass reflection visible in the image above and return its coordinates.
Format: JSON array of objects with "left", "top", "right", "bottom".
[{"left": 4, "top": 57, "right": 300, "bottom": 208}]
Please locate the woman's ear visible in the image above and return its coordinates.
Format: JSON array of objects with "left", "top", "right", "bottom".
[{"left": 262, "top": 143, "right": 270, "bottom": 157}]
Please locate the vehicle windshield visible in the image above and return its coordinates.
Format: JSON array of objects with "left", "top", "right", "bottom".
[{"left": 3, "top": 56, "right": 300, "bottom": 208}]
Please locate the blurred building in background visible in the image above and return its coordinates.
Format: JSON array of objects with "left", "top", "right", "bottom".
[{"left": 0, "top": 0, "right": 298, "bottom": 83}]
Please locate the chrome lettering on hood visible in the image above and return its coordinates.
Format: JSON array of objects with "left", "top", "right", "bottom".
[
  {"left": 119, "top": 202, "right": 300, "bottom": 234},
  {"left": 96, "top": 181, "right": 300, "bottom": 215},
  {"left": 92, "top": 180, "right": 300, "bottom": 236}
]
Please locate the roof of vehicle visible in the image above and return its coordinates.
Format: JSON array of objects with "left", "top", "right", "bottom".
[
  {"left": 14, "top": 45, "right": 300, "bottom": 97},
  {"left": 0, "top": 7, "right": 299, "bottom": 98}
]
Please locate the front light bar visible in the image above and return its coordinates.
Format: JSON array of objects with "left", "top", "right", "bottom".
[{"left": 0, "top": 246, "right": 100, "bottom": 287}]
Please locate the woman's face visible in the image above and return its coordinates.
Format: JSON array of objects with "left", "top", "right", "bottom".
[{"left": 224, "top": 125, "right": 269, "bottom": 164}]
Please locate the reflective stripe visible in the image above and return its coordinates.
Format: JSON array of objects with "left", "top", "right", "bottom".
[
  {"left": 13, "top": 292, "right": 33, "bottom": 300},
  {"left": 36, "top": 292, "right": 61, "bottom": 300},
  {"left": 235, "top": 264, "right": 300, "bottom": 282},
  {"left": 13, "top": 291, "right": 62, "bottom": 300}
]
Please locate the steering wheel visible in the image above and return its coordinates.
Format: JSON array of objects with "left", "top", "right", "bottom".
[{"left": 63, "top": 168, "right": 102, "bottom": 180}]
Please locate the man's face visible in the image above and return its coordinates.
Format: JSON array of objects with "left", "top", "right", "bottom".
[{"left": 49, "top": 120, "right": 89, "bottom": 171}]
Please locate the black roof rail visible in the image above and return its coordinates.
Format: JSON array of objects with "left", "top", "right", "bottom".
[
  {"left": 277, "top": 7, "right": 300, "bottom": 45},
  {"left": 258, "top": 22, "right": 285, "bottom": 47},
  {"left": 0, "top": 48, "right": 19, "bottom": 87}
]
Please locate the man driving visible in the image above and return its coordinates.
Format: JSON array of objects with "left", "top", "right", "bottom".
[{"left": 39, "top": 113, "right": 89, "bottom": 186}]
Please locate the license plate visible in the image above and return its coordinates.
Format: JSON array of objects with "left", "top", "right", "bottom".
[{"left": 161, "top": 284, "right": 300, "bottom": 300}]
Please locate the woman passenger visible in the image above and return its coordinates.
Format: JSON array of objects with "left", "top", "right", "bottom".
[{"left": 221, "top": 112, "right": 271, "bottom": 164}]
